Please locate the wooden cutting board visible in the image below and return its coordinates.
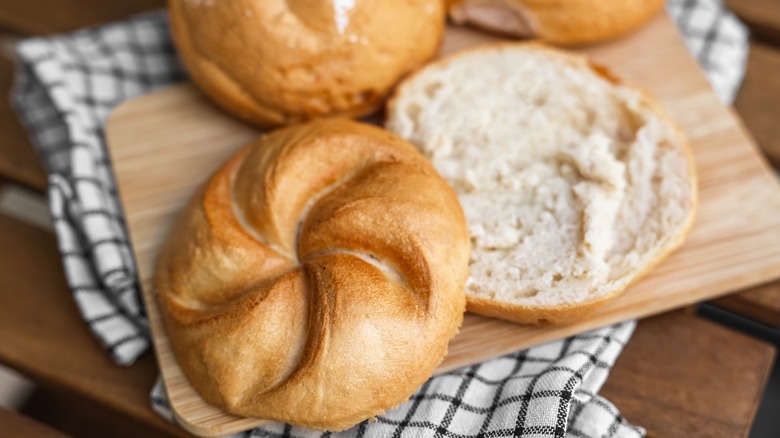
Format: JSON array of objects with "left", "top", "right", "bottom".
[{"left": 106, "top": 13, "right": 780, "bottom": 437}]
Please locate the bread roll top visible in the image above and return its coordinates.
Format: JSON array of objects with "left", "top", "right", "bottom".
[
  {"left": 155, "top": 119, "right": 470, "bottom": 430},
  {"left": 168, "top": 0, "right": 445, "bottom": 126}
]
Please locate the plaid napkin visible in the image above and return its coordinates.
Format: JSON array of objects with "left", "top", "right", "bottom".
[{"left": 11, "top": 1, "right": 747, "bottom": 437}]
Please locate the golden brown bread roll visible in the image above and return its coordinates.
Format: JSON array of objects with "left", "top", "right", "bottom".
[
  {"left": 446, "top": 0, "right": 665, "bottom": 45},
  {"left": 168, "top": 0, "right": 445, "bottom": 126},
  {"left": 154, "top": 119, "right": 470, "bottom": 430}
]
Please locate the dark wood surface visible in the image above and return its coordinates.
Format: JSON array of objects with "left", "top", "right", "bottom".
[
  {"left": 21, "top": 387, "right": 189, "bottom": 438},
  {"left": 0, "top": 0, "right": 165, "bottom": 192},
  {"left": 0, "top": 406, "right": 69, "bottom": 438},
  {"left": 734, "top": 43, "right": 780, "bottom": 169},
  {"left": 713, "top": 281, "right": 780, "bottom": 328},
  {"left": 727, "top": 0, "right": 780, "bottom": 43},
  {"left": 0, "top": 53, "right": 46, "bottom": 191},
  {"left": 0, "top": 1, "right": 778, "bottom": 437},
  {"left": 602, "top": 311, "right": 775, "bottom": 438},
  {"left": 0, "top": 0, "right": 163, "bottom": 35},
  {"left": 0, "top": 212, "right": 186, "bottom": 437}
]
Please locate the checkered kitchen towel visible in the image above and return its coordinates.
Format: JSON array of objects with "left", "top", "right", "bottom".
[{"left": 12, "top": 1, "right": 747, "bottom": 437}]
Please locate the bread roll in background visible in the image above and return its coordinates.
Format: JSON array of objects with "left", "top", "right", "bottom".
[
  {"left": 168, "top": 0, "right": 445, "bottom": 126},
  {"left": 446, "top": 0, "right": 665, "bottom": 45},
  {"left": 155, "top": 119, "right": 470, "bottom": 430},
  {"left": 387, "top": 43, "right": 697, "bottom": 324}
]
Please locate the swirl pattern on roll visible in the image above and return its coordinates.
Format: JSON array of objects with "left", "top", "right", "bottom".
[{"left": 155, "top": 119, "right": 470, "bottom": 430}]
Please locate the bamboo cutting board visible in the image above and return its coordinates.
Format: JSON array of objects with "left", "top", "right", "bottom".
[{"left": 107, "top": 13, "right": 780, "bottom": 437}]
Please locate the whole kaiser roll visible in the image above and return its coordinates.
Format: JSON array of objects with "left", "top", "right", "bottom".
[
  {"left": 156, "top": 119, "right": 470, "bottom": 430},
  {"left": 169, "top": 0, "right": 445, "bottom": 126}
]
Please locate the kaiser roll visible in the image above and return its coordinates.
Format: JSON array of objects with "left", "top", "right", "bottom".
[
  {"left": 155, "top": 119, "right": 470, "bottom": 430},
  {"left": 168, "top": 0, "right": 445, "bottom": 126}
]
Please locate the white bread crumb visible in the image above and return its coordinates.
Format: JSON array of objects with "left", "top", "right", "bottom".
[{"left": 386, "top": 44, "right": 696, "bottom": 319}]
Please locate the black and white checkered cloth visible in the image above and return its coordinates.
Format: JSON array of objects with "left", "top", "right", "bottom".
[
  {"left": 13, "top": 14, "right": 185, "bottom": 364},
  {"left": 11, "top": 1, "right": 747, "bottom": 437},
  {"left": 150, "top": 322, "right": 640, "bottom": 438}
]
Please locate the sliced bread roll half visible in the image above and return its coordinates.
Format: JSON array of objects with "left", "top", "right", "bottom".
[{"left": 386, "top": 43, "right": 697, "bottom": 324}]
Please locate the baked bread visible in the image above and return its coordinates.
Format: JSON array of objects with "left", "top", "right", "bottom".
[
  {"left": 445, "top": 0, "right": 665, "bottom": 45},
  {"left": 168, "top": 0, "right": 445, "bottom": 126},
  {"left": 386, "top": 43, "right": 696, "bottom": 324},
  {"left": 154, "top": 119, "right": 470, "bottom": 430}
]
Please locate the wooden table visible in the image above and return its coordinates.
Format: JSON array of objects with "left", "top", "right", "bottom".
[
  {"left": 0, "top": 2, "right": 779, "bottom": 437},
  {"left": 0, "top": 407, "right": 69, "bottom": 438}
]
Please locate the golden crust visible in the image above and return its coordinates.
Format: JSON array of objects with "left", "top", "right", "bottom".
[
  {"left": 387, "top": 42, "right": 698, "bottom": 325},
  {"left": 168, "top": 0, "right": 445, "bottom": 126},
  {"left": 447, "top": 0, "right": 665, "bottom": 45},
  {"left": 154, "top": 119, "right": 470, "bottom": 430}
]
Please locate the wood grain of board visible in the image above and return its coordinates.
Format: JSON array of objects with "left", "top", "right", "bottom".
[{"left": 106, "top": 14, "right": 780, "bottom": 437}]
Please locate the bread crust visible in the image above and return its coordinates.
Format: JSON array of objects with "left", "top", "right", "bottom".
[
  {"left": 155, "top": 119, "right": 470, "bottom": 430},
  {"left": 447, "top": 0, "right": 665, "bottom": 45},
  {"left": 386, "top": 42, "right": 698, "bottom": 325},
  {"left": 168, "top": 0, "right": 445, "bottom": 126}
]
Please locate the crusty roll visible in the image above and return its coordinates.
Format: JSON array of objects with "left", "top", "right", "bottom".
[
  {"left": 446, "top": 0, "right": 665, "bottom": 45},
  {"left": 386, "top": 43, "right": 696, "bottom": 324},
  {"left": 168, "top": 0, "right": 445, "bottom": 126},
  {"left": 154, "top": 119, "right": 470, "bottom": 430}
]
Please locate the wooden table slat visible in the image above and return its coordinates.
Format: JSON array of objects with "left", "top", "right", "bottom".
[
  {"left": 0, "top": 0, "right": 163, "bottom": 35},
  {"left": 0, "top": 54, "right": 46, "bottom": 191},
  {"left": 726, "top": 0, "right": 780, "bottom": 44},
  {"left": 0, "top": 407, "right": 68, "bottom": 438},
  {"left": 735, "top": 42, "right": 780, "bottom": 169},
  {"left": 713, "top": 281, "right": 780, "bottom": 327},
  {"left": 602, "top": 311, "right": 776, "bottom": 438},
  {"left": 0, "top": 212, "right": 186, "bottom": 437}
]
